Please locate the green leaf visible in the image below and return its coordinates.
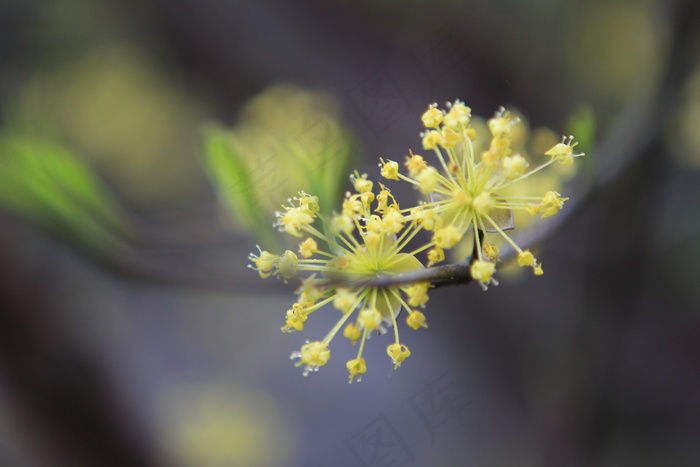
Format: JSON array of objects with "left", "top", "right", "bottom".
[
  {"left": 198, "top": 125, "right": 278, "bottom": 248},
  {"left": 0, "top": 134, "right": 129, "bottom": 252}
]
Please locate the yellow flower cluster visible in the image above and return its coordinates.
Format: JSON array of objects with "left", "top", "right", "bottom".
[
  {"left": 249, "top": 183, "right": 431, "bottom": 383},
  {"left": 249, "top": 100, "right": 583, "bottom": 382},
  {"left": 381, "top": 101, "right": 583, "bottom": 288}
]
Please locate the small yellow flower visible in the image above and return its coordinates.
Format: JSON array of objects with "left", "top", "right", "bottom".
[
  {"left": 443, "top": 100, "right": 471, "bottom": 130},
  {"left": 299, "top": 194, "right": 320, "bottom": 214},
  {"left": 376, "top": 189, "right": 390, "bottom": 213},
  {"left": 433, "top": 225, "right": 462, "bottom": 249},
  {"left": 296, "top": 341, "right": 330, "bottom": 375},
  {"left": 279, "top": 208, "right": 313, "bottom": 236},
  {"left": 331, "top": 213, "right": 355, "bottom": 234},
  {"left": 488, "top": 109, "right": 517, "bottom": 139},
  {"left": 360, "top": 190, "right": 375, "bottom": 207},
  {"left": 364, "top": 231, "right": 381, "bottom": 249},
  {"left": 517, "top": 249, "right": 536, "bottom": 267},
  {"left": 421, "top": 104, "right": 444, "bottom": 129},
  {"left": 277, "top": 250, "right": 298, "bottom": 279},
  {"left": 388, "top": 101, "right": 583, "bottom": 288},
  {"left": 282, "top": 306, "right": 308, "bottom": 333},
  {"left": 540, "top": 191, "right": 568, "bottom": 218},
  {"left": 249, "top": 248, "right": 300, "bottom": 280},
  {"left": 298, "top": 238, "right": 318, "bottom": 258},
  {"left": 405, "top": 152, "right": 428, "bottom": 176},
  {"left": 411, "top": 206, "right": 438, "bottom": 231},
  {"left": 387, "top": 343, "right": 411, "bottom": 369},
  {"left": 502, "top": 154, "right": 529, "bottom": 179},
  {"left": 417, "top": 166, "right": 439, "bottom": 194},
  {"left": 406, "top": 310, "right": 428, "bottom": 330},
  {"left": 380, "top": 159, "right": 400, "bottom": 180},
  {"left": 422, "top": 130, "right": 441, "bottom": 150},
  {"left": 343, "top": 322, "right": 362, "bottom": 343},
  {"left": 440, "top": 127, "right": 462, "bottom": 148},
  {"left": 470, "top": 260, "right": 496, "bottom": 284},
  {"left": 333, "top": 290, "right": 358, "bottom": 313},
  {"left": 427, "top": 247, "right": 445, "bottom": 265},
  {"left": 248, "top": 248, "right": 278, "bottom": 278},
  {"left": 545, "top": 135, "right": 583, "bottom": 165},
  {"left": 382, "top": 207, "right": 406, "bottom": 234},
  {"left": 482, "top": 243, "right": 500, "bottom": 261},
  {"left": 527, "top": 191, "right": 568, "bottom": 218},
  {"left": 342, "top": 195, "right": 362, "bottom": 217},
  {"left": 275, "top": 192, "right": 318, "bottom": 236},
  {"left": 358, "top": 308, "right": 382, "bottom": 331},
  {"left": 346, "top": 358, "right": 367, "bottom": 383},
  {"left": 405, "top": 282, "right": 430, "bottom": 307},
  {"left": 350, "top": 171, "right": 373, "bottom": 193},
  {"left": 515, "top": 249, "right": 544, "bottom": 275},
  {"left": 297, "top": 276, "right": 324, "bottom": 302}
]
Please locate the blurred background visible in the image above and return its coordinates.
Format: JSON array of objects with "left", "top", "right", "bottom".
[{"left": 1, "top": 0, "right": 699, "bottom": 466}]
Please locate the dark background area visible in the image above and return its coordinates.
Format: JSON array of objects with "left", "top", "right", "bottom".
[{"left": 1, "top": 0, "right": 699, "bottom": 466}]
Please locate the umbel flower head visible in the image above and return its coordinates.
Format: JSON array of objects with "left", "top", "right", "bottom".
[
  {"left": 249, "top": 177, "right": 431, "bottom": 383},
  {"left": 248, "top": 98, "right": 583, "bottom": 382},
  {"left": 380, "top": 100, "right": 584, "bottom": 288}
]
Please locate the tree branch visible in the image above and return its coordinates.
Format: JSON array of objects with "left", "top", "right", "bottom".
[{"left": 359, "top": 260, "right": 475, "bottom": 289}]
